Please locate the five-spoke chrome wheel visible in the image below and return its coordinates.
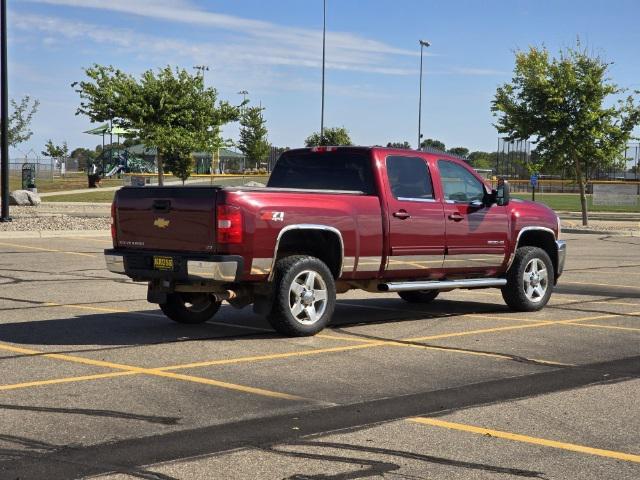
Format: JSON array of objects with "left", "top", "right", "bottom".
[
  {"left": 523, "top": 258, "right": 548, "bottom": 303},
  {"left": 289, "top": 270, "right": 328, "bottom": 325}
]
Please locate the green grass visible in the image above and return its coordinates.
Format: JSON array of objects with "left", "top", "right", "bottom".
[
  {"left": 512, "top": 193, "right": 640, "bottom": 213},
  {"left": 43, "top": 190, "right": 118, "bottom": 203},
  {"left": 10, "top": 174, "right": 123, "bottom": 193}
]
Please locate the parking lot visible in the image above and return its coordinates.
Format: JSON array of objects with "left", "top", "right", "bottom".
[{"left": 0, "top": 233, "right": 638, "bottom": 479}]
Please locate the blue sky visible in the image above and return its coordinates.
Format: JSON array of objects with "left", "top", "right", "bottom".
[{"left": 8, "top": 0, "right": 640, "bottom": 157}]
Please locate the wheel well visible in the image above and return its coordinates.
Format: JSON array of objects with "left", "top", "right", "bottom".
[
  {"left": 517, "top": 230, "right": 557, "bottom": 275},
  {"left": 276, "top": 229, "right": 343, "bottom": 278}
]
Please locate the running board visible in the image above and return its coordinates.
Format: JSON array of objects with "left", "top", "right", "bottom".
[{"left": 378, "top": 278, "right": 507, "bottom": 292}]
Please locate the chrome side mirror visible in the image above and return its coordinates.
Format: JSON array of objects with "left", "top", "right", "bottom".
[{"left": 496, "top": 179, "right": 510, "bottom": 206}]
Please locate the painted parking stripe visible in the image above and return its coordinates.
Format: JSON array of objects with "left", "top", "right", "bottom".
[
  {"left": 0, "top": 241, "right": 96, "bottom": 258},
  {"left": 409, "top": 417, "right": 640, "bottom": 463},
  {"left": 0, "top": 342, "right": 306, "bottom": 401}
]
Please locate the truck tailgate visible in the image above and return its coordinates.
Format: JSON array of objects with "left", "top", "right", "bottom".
[{"left": 114, "top": 186, "right": 219, "bottom": 252}]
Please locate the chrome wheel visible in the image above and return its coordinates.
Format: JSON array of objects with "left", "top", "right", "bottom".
[
  {"left": 288, "top": 270, "right": 328, "bottom": 325},
  {"left": 523, "top": 258, "right": 548, "bottom": 303}
]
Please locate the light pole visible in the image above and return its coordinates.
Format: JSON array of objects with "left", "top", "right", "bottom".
[
  {"left": 320, "top": 0, "right": 326, "bottom": 145},
  {"left": 417, "top": 39, "right": 430, "bottom": 151},
  {"left": 193, "top": 65, "right": 210, "bottom": 83},
  {"left": 237, "top": 90, "right": 249, "bottom": 103},
  {"left": 1, "top": 0, "right": 10, "bottom": 222}
]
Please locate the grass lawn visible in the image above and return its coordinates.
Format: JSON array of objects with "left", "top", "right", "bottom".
[
  {"left": 10, "top": 173, "right": 124, "bottom": 193},
  {"left": 43, "top": 190, "right": 118, "bottom": 203},
  {"left": 512, "top": 193, "right": 639, "bottom": 213}
]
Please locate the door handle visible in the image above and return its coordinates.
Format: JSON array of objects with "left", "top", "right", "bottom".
[
  {"left": 393, "top": 210, "right": 411, "bottom": 220},
  {"left": 448, "top": 212, "right": 464, "bottom": 222}
]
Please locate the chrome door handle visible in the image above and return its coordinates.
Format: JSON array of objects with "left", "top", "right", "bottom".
[
  {"left": 448, "top": 212, "right": 464, "bottom": 222},
  {"left": 393, "top": 210, "right": 411, "bottom": 220}
]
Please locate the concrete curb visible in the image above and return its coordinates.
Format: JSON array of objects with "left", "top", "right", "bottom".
[
  {"left": 0, "top": 229, "right": 110, "bottom": 239},
  {"left": 562, "top": 228, "right": 638, "bottom": 236}
]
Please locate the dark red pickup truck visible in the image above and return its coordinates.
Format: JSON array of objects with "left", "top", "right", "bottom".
[{"left": 105, "top": 146, "right": 566, "bottom": 336}]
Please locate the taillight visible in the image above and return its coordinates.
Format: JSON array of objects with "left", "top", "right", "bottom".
[
  {"left": 217, "top": 205, "right": 243, "bottom": 244},
  {"left": 110, "top": 201, "right": 117, "bottom": 244}
]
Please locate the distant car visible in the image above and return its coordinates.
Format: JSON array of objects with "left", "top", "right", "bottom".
[{"left": 105, "top": 146, "right": 566, "bottom": 336}]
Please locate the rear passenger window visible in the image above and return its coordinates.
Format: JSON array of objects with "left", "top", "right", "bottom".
[{"left": 386, "top": 156, "right": 434, "bottom": 200}]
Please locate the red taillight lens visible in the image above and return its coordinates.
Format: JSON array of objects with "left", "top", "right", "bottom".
[
  {"left": 110, "top": 201, "right": 117, "bottom": 243},
  {"left": 217, "top": 205, "right": 243, "bottom": 244}
]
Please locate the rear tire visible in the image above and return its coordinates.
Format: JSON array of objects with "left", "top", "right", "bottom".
[
  {"left": 502, "top": 246, "right": 554, "bottom": 312},
  {"left": 160, "top": 293, "right": 221, "bottom": 324},
  {"left": 398, "top": 290, "right": 439, "bottom": 303},
  {"left": 267, "top": 255, "right": 336, "bottom": 337}
]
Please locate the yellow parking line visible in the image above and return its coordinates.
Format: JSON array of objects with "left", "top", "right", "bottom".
[
  {"left": 588, "top": 301, "right": 640, "bottom": 307},
  {"left": 0, "top": 342, "right": 304, "bottom": 401},
  {"left": 44, "top": 302, "right": 163, "bottom": 317},
  {"left": 565, "top": 323, "right": 640, "bottom": 332},
  {"left": 0, "top": 241, "right": 96, "bottom": 258},
  {"left": 62, "top": 236, "right": 112, "bottom": 244},
  {"left": 317, "top": 334, "right": 572, "bottom": 366},
  {"left": 408, "top": 417, "right": 640, "bottom": 463},
  {"left": 562, "top": 280, "right": 640, "bottom": 290},
  {"left": 0, "top": 371, "right": 136, "bottom": 391}
]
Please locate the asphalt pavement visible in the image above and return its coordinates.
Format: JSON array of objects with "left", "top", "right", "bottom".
[{"left": 0, "top": 233, "right": 638, "bottom": 479}]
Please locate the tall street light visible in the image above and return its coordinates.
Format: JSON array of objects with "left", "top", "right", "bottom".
[
  {"left": 417, "top": 39, "right": 430, "bottom": 151},
  {"left": 1, "top": 0, "right": 10, "bottom": 222},
  {"left": 320, "top": 0, "right": 326, "bottom": 145},
  {"left": 237, "top": 90, "right": 249, "bottom": 103}
]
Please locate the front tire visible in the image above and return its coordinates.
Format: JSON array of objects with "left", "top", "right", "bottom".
[
  {"left": 502, "top": 246, "right": 554, "bottom": 311},
  {"left": 398, "top": 290, "right": 439, "bottom": 303},
  {"left": 160, "top": 293, "right": 221, "bottom": 324},
  {"left": 267, "top": 255, "right": 336, "bottom": 336}
]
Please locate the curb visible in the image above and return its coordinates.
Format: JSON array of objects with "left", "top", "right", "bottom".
[
  {"left": 0, "top": 229, "right": 110, "bottom": 239},
  {"left": 562, "top": 228, "right": 638, "bottom": 236}
]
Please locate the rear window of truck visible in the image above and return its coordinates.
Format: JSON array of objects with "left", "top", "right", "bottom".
[{"left": 267, "top": 150, "right": 375, "bottom": 194}]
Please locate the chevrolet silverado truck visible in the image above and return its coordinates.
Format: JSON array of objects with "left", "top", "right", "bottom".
[{"left": 105, "top": 146, "right": 566, "bottom": 336}]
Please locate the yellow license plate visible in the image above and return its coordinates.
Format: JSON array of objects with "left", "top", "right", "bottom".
[{"left": 153, "top": 256, "right": 174, "bottom": 270}]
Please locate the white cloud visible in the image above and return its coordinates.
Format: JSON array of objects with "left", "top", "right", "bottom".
[{"left": 24, "top": 0, "right": 418, "bottom": 61}]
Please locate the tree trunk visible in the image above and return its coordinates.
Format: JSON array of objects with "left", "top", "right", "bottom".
[
  {"left": 574, "top": 160, "right": 588, "bottom": 226},
  {"left": 157, "top": 149, "right": 164, "bottom": 187}
]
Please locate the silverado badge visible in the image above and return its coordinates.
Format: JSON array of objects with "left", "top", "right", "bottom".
[{"left": 154, "top": 218, "right": 170, "bottom": 229}]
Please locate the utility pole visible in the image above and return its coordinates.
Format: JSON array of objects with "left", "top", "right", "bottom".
[
  {"left": 320, "top": 0, "right": 326, "bottom": 145},
  {"left": 1, "top": 0, "right": 10, "bottom": 222},
  {"left": 237, "top": 90, "right": 249, "bottom": 103},
  {"left": 417, "top": 39, "right": 430, "bottom": 151}
]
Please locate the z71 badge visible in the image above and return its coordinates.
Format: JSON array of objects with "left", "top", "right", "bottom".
[{"left": 260, "top": 211, "right": 285, "bottom": 222}]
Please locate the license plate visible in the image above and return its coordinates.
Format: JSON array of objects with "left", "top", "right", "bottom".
[{"left": 153, "top": 256, "right": 174, "bottom": 271}]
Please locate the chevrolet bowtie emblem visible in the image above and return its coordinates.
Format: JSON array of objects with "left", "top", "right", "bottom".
[{"left": 154, "top": 218, "right": 170, "bottom": 229}]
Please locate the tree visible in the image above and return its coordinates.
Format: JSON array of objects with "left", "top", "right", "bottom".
[
  {"left": 386, "top": 141, "right": 411, "bottom": 149},
  {"left": 468, "top": 151, "right": 495, "bottom": 170},
  {"left": 492, "top": 43, "right": 640, "bottom": 225},
  {"left": 41, "top": 139, "right": 69, "bottom": 158},
  {"left": 238, "top": 106, "right": 270, "bottom": 170},
  {"left": 164, "top": 145, "right": 194, "bottom": 184},
  {"left": 305, "top": 127, "right": 352, "bottom": 147},
  {"left": 420, "top": 138, "right": 446, "bottom": 151},
  {"left": 73, "top": 65, "right": 240, "bottom": 185},
  {"left": 447, "top": 147, "right": 469, "bottom": 158},
  {"left": 3, "top": 96, "right": 39, "bottom": 147},
  {"left": 70, "top": 147, "right": 97, "bottom": 171}
]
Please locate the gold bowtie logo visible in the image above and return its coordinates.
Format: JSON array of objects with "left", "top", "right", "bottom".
[{"left": 154, "top": 218, "right": 170, "bottom": 228}]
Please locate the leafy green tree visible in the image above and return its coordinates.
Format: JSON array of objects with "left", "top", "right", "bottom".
[
  {"left": 164, "top": 144, "right": 194, "bottom": 184},
  {"left": 468, "top": 151, "right": 495, "bottom": 170},
  {"left": 305, "top": 127, "right": 352, "bottom": 147},
  {"left": 386, "top": 141, "right": 411, "bottom": 149},
  {"left": 238, "top": 106, "right": 270, "bottom": 169},
  {"left": 447, "top": 147, "right": 469, "bottom": 158},
  {"left": 420, "top": 138, "right": 445, "bottom": 151},
  {"left": 70, "top": 147, "right": 97, "bottom": 171},
  {"left": 492, "top": 43, "right": 640, "bottom": 225},
  {"left": 73, "top": 65, "right": 239, "bottom": 185},
  {"left": 41, "top": 139, "right": 69, "bottom": 158},
  {"left": 3, "top": 96, "right": 39, "bottom": 147}
]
